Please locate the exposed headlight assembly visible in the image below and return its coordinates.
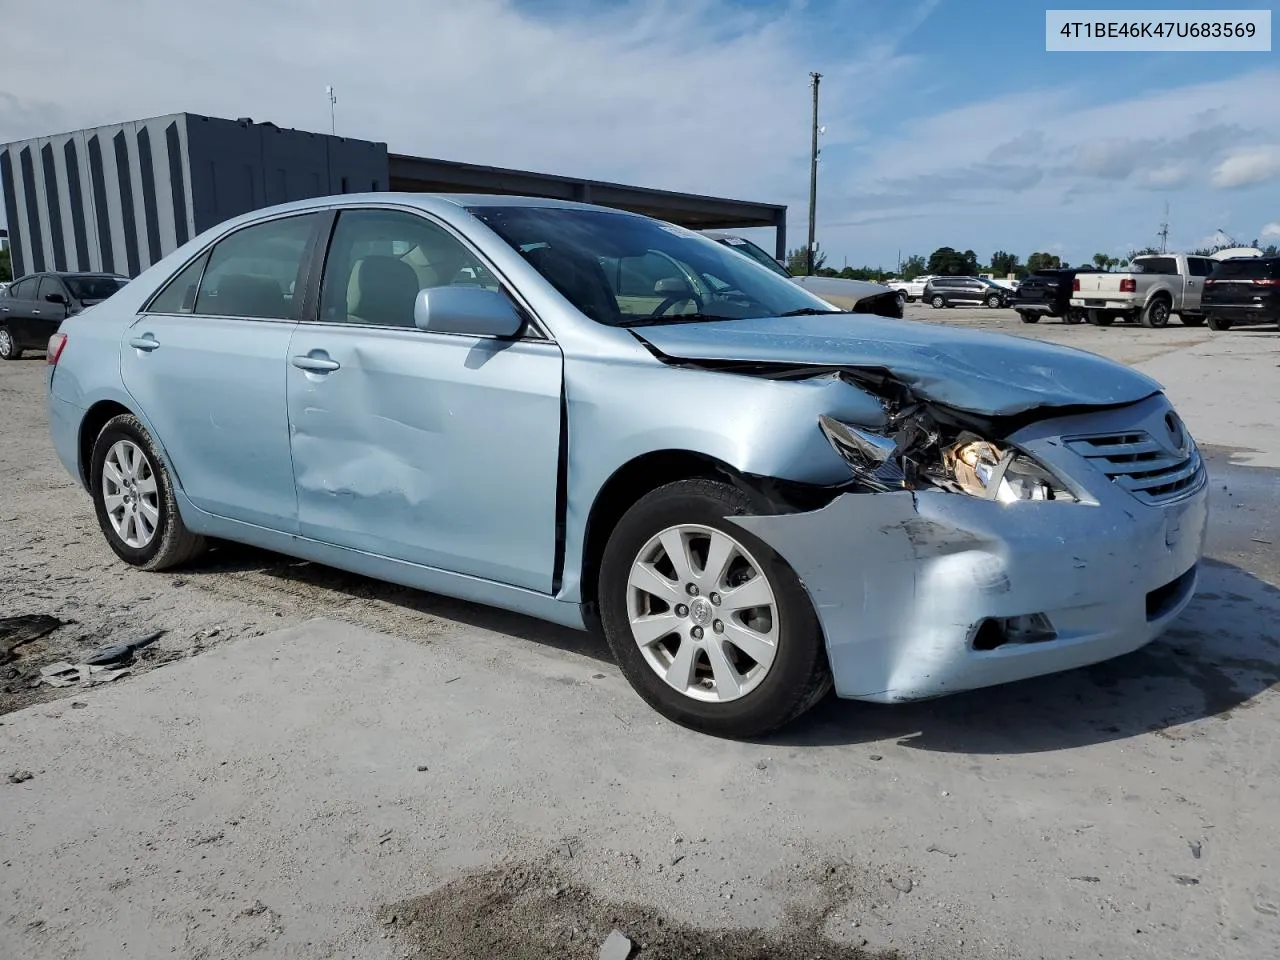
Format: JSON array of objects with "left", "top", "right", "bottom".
[
  {"left": 819, "top": 416, "right": 1076, "bottom": 503},
  {"left": 943, "top": 438, "right": 1077, "bottom": 503}
]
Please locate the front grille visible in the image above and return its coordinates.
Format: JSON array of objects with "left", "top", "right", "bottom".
[{"left": 1064, "top": 432, "right": 1205, "bottom": 504}]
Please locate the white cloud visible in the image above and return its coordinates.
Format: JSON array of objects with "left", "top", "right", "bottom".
[
  {"left": 0, "top": 0, "right": 926, "bottom": 206},
  {"left": 1262, "top": 222, "right": 1280, "bottom": 238},
  {"left": 1212, "top": 147, "right": 1280, "bottom": 189}
]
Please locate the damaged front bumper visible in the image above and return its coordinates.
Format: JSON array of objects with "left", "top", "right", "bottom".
[{"left": 729, "top": 398, "right": 1210, "bottom": 702}]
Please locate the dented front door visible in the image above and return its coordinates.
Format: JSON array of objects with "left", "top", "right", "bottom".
[{"left": 285, "top": 324, "right": 564, "bottom": 592}]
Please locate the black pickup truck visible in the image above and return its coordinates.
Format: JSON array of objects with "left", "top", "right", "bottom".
[
  {"left": 1012, "top": 268, "right": 1089, "bottom": 324},
  {"left": 0, "top": 271, "right": 129, "bottom": 359}
]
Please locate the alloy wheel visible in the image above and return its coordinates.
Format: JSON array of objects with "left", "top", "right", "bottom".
[
  {"left": 626, "top": 523, "right": 779, "bottom": 703},
  {"left": 101, "top": 439, "right": 161, "bottom": 548}
]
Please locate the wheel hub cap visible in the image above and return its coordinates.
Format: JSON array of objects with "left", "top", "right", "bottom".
[{"left": 689, "top": 597, "right": 713, "bottom": 626}]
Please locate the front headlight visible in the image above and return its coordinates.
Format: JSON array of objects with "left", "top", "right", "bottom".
[
  {"left": 818, "top": 415, "right": 1076, "bottom": 502},
  {"left": 944, "top": 439, "right": 1076, "bottom": 503}
]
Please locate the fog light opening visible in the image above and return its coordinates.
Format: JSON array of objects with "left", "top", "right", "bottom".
[{"left": 971, "top": 613, "right": 1057, "bottom": 651}]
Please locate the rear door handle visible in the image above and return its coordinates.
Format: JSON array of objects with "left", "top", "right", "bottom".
[
  {"left": 291, "top": 354, "right": 341, "bottom": 373},
  {"left": 129, "top": 336, "right": 160, "bottom": 352}
]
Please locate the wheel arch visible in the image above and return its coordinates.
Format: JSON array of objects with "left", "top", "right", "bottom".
[
  {"left": 580, "top": 450, "right": 740, "bottom": 611},
  {"left": 78, "top": 400, "right": 135, "bottom": 487}
]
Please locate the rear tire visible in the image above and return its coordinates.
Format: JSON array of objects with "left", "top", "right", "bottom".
[
  {"left": 1141, "top": 297, "right": 1171, "bottom": 328},
  {"left": 1088, "top": 310, "right": 1115, "bottom": 327},
  {"left": 598, "top": 479, "right": 831, "bottom": 738},
  {"left": 1017, "top": 311, "right": 1040, "bottom": 324},
  {"left": 0, "top": 325, "right": 22, "bottom": 360},
  {"left": 1178, "top": 313, "right": 1205, "bottom": 326},
  {"left": 90, "top": 413, "right": 207, "bottom": 571},
  {"left": 930, "top": 295, "right": 945, "bottom": 309},
  {"left": 1065, "top": 308, "right": 1086, "bottom": 325},
  {"left": 1207, "top": 315, "right": 1233, "bottom": 331}
]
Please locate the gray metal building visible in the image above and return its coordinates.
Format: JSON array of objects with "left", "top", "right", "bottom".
[{"left": 1, "top": 113, "right": 787, "bottom": 281}]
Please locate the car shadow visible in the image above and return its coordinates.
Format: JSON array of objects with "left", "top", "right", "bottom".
[
  {"left": 760, "top": 556, "right": 1280, "bottom": 753},
  {"left": 189, "top": 540, "right": 612, "bottom": 665}
]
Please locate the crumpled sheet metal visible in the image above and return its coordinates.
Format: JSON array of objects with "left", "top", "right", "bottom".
[{"left": 730, "top": 483, "right": 1207, "bottom": 702}]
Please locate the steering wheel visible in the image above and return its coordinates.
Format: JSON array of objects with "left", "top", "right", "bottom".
[{"left": 650, "top": 292, "right": 704, "bottom": 317}]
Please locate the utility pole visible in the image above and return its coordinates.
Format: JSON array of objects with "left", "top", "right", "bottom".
[
  {"left": 807, "top": 71, "right": 822, "bottom": 276},
  {"left": 1157, "top": 201, "right": 1169, "bottom": 253},
  {"left": 326, "top": 85, "right": 338, "bottom": 136}
]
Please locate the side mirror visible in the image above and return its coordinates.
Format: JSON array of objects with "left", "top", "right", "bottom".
[
  {"left": 413, "top": 286, "right": 524, "bottom": 338},
  {"left": 46, "top": 292, "right": 68, "bottom": 305}
]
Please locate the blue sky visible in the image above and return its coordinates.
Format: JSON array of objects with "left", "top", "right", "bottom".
[{"left": 3, "top": 0, "right": 1278, "bottom": 269}]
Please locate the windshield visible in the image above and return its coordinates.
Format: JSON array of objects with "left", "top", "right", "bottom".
[
  {"left": 468, "top": 206, "right": 839, "bottom": 326},
  {"left": 64, "top": 275, "right": 128, "bottom": 300},
  {"left": 713, "top": 236, "right": 793, "bottom": 280}
]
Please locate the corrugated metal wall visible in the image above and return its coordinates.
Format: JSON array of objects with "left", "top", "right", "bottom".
[
  {"left": 1, "top": 114, "right": 391, "bottom": 280},
  {"left": 1, "top": 115, "right": 195, "bottom": 279}
]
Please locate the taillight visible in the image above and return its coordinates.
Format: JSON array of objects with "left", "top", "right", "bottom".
[
  {"left": 48, "top": 334, "right": 68, "bottom": 366},
  {"left": 1072, "top": 278, "right": 1079, "bottom": 291},
  {"left": 1120, "top": 278, "right": 1136, "bottom": 293},
  {"left": 1253, "top": 278, "right": 1280, "bottom": 286}
]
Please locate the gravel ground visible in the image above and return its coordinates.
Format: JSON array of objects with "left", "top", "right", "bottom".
[{"left": 2, "top": 310, "right": 1279, "bottom": 959}]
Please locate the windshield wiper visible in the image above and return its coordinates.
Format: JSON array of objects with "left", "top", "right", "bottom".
[{"left": 778, "top": 307, "right": 850, "bottom": 317}]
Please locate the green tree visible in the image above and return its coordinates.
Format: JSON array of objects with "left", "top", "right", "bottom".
[
  {"left": 989, "top": 250, "right": 1020, "bottom": 277},
  {"left": 1026, "top": 251, "right": 1062, "bottom": 272},
  {"left": 899, "top": 254, "right": 927, "bottom": 280},
  {"left": 0, "top": 246, "right": 11, "bottom": 283},
  {"left": 1091, "top": 252, "right": 1111, "bottom": 270},
  {"left": 927, "top": 247, "right": 979, "bottom": 276},
  {"left": 787, "top": 243, "right": 827, "bottom": 276},
  {"left": 1127, "top": 245, "right": 1162, "bottom": 260}
]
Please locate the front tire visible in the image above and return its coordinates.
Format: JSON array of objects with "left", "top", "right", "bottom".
[
  {"left": 986, "top": 294, "right": 1003, "bottom": 309},
  {"left": 0, "top": 325, "right": 22, "bottom": 360},
  {"left": 598, "top": 479, "right": 831, "bottom": 737},
  {"left": 90, "top": 413, "right": 206, "bottom": 571}
]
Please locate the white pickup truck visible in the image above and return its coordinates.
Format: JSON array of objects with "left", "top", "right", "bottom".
[
  {"left": 1070, "top": 252, "right": 1216, "bottom": 328},
  {"left": 886, "top": 276, "right": 934, "bottom": 302}
]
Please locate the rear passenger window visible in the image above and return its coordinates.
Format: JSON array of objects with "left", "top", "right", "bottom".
[
  {"left": 193, "top": 214, "right": 320, "bottom": 320},
  {"left": 147, "top": 253, "right": 209, "bottom": 314},
  {"left": 1187, "top": 258, "right": 1214, "bottom": 277}
]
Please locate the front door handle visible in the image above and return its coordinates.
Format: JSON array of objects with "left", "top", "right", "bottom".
[
  {"left": 291, "top": 354, "right": 341, "bottom": 373},
  {"left": 129, "top": 335, "right": 160, "bottom": 352}
]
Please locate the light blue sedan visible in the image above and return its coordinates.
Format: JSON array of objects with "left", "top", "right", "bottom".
[{"left": 45, "top": 194, "right": 1209, "bottom": 736}]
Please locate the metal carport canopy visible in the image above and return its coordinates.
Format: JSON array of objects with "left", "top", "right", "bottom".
[{"left": 388, "top": 153, "right": 788, "bottom": 259}]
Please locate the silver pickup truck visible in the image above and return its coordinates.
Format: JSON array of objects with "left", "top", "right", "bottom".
[{"left": 1070, "top": 252, "right": 1217, "bottom": 328}]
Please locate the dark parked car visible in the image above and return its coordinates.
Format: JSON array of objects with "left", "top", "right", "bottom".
[
  {"left": 1013, "top": 268, "right": 1091, "bottom": 324},
  {"left": 0, "top": 272, "right": 130, "bottom": 359},
  {"left": 923, "top": 276, "right": 1012, "bottom": 309},
  {"left": 1202, "top": 257, "right": 1280, "bottom": 331}
]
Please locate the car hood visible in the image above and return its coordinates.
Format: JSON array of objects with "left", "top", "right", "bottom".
[
  {"left": 632, "top": 313, "right": 1162, "bottom": 417},
  {"left": 790, "top": 275, "right": 891, "bottom": 301}
]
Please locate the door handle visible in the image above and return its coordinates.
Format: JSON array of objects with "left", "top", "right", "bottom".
[
  {"left": 31, "top": 309, "right": 41, "bottom": 315},
  {"left": 291, "top": 354, "right": 341, "bottom": 373},
  {"left": 129, "top": 336, "right": 160, "bottom": 352}
]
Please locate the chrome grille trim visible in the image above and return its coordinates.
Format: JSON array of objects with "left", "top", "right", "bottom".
[{"left": 1065, "top": 431, "right": 1205, "bottom": 505}]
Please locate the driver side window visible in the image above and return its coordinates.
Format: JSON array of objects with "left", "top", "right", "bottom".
[{"left": 318, "top": 209, "right": 500, "bottom": 328}]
